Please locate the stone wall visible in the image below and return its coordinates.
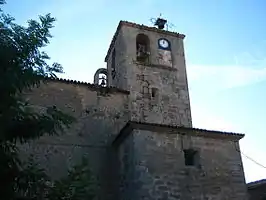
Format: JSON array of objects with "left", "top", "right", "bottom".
[
  {"left": 115, "top": 123, "right": 248, "bottom": 200},
  {"left": 19, "top": 80, "right": 130, "bottom": 200},
  {"left": 116, "top": 130, "right": 136, "bottom": 200},
  {"left": 129, "top": 64, "right": 192, "bottom": 127},
  {"left": 105, "top": 24, "right": 192, "bottom": 127},
  {"left": 106, "top": 27, "right": 128, "bottom": 90},
  {"left": 17, "top": 20, "right": 249, "bottom": 199}
]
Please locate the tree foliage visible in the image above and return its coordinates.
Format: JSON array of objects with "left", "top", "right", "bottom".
[
  {"left": 0, "top": 1, "right": 99, "bottom": 199},
  {"left": 16, "top": 156, "right": 96, "bottom": 200},
  {"left": 47, "top": 157, "right": 97, "bottom": 200},
  {"left": 15, "top": 155, "right": 51, "bottom": 200}
]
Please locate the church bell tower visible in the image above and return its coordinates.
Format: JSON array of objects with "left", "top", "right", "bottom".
[
  {"left": 104, "top": 18, "right": 192, "bottom": 127},
  {"left": 103, "top": 19, "right": 248, "bottom": 200}
]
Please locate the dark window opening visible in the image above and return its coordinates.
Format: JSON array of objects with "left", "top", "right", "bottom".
[
  {"left": 184, "top": 149, "right": 198, "bottom": 166},
  {"left": 136, "top": 34, "right": 150, "bottom": 63},
  {"left": 151, "top": 88, "right": 158, "bottom": 98},
  {"left": 111, "top": 48, "right": 116, "bottom": 79}
]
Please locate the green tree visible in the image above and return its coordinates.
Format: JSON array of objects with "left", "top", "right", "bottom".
[
  {"left": 0, "top": 1, "right": 76, "bottom": 199},
  {"left": 15, "top": 155, "right": 51, "bottom": 200},
  {"left": 16, "top": 155, "right": 97, "bottom": 200},
  {"left": 47, "top": 157, "right": 97, "bottom": 200}
]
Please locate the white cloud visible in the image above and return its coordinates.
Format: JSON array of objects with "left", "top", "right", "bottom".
[
  {"left": 187, "top": 65, "right": 266, "bottom": 90},
  {"left": 191, "top": 106, "right": 240, "bottom": 132},
  {"left": 187, "top": 41, "right": 266, "bottom": 90}
]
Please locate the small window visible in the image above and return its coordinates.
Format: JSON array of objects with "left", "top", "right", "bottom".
[
  {"left": 183, "top": 149, "right": 199, "bottom": 166},
  {"left": 136, "top": 34, "right": 150, "bottom": 63},
  {"left": 151, "top": 88, "right": 158, "bottom": 98}
]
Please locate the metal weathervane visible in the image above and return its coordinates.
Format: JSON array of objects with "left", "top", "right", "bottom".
[{"left": 150, "top": 14, "right": 176, "bottom": 31}]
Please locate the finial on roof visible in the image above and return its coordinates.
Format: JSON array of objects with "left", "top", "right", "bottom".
[{"left": 151, "top": 14, "right": 167, "bottom": 30}]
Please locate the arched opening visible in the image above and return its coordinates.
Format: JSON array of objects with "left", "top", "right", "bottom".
[
  {"left": 93, "top": 68, "right": 108, "bottom": 87},
  {"left": 98, "top": 74, "right": 107, "bottom": 87},
  {"left": 136, "top": 34, "right": 150, "bottom": 63},
  {"left": 141, "top": 80, "right": 150, "bottom": 99}
]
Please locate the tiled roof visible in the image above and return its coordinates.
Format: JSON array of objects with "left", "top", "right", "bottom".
[
  {"left": 247, "top": 179, "right": 266, "bottom": 189},
  {"left": 44, "top": 77, "right": 130, "bottom": 94},
  {"left": 132, "top": 121, "right": 244, "bottom": 136},
  {"left": 113, "top": 121, "right": 245, "bottom": 145},
  {"left": 104, "top": 20, "right": 186, "bottom": 62}
]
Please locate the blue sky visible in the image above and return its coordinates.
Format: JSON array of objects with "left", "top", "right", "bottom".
[{"left": 3, "top": 0, "right": 266, "bottom": 183}]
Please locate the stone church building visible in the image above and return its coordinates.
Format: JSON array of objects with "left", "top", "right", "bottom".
[{"left": 22, "top": 19, "right": 248, "bottom": 199}]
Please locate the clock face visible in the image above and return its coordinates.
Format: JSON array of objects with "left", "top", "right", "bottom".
[{"left": 158, "top": 38, "right": 170, "bottom": 50}]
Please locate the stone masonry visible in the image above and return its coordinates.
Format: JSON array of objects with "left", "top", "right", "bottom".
[
  {"left": 114, "top": 122, "right": 247, "bottom": 200},
  {"left": 20, "top": 80, "right": 130, "bottom": 199},
  {"left": 105, "top": 21, "right": 192, "bottom": 127},
  {"left": 20, "top": 20, "right": 248, "bottom": 199}
]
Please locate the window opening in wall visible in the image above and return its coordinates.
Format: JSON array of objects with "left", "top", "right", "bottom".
[
  {"left": 111, "top": 48, "right": 116, "bottom": 79},
  {"left": 136, "top": 34, "right": 150, "bottom": 63},
  {"left": 183, "top": 149, "right": 199, "bottom": 166},
  {"left": 151, "top": 88, "right": 158, "bottom": 98}
]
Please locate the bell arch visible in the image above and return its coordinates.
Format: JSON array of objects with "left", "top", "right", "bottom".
[
  {"left": 136, "top": 33, "right": 150, "bottom": 63},
  {"left": 93, "top": 68, "right": 108, "bottom": 87}
]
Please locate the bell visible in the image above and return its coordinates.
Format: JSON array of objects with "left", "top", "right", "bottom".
[{"left": 100, "top": 78, "right": 106, "bottom": 86}]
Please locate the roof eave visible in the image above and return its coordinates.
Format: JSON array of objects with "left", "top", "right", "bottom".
[
  {"left": 112, "top": 121, "right": 245, "bottom": 146},
  {"left": 104, "top": 20, "right": 186, "bottom": 62}
]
